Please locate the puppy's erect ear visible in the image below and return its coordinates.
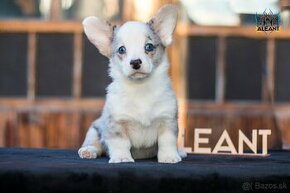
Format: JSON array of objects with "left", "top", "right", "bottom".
[
  {"left": 83, "top": 16, "right": 115, "bottom": 57},
  {"left": 148, "top": 5, "right": 178, "bottom": 47}
]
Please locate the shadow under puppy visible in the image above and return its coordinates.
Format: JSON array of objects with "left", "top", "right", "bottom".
[{"left": 78, "top": 4, "right": 186, "bottom": 163}]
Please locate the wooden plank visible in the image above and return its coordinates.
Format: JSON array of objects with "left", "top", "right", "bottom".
[
  {"left": 186, "top": 101, "right": 290, "bottom": 113},
  {"left": 18, "top": 111, "right": 30, "bottom": 147},
  {"left": 73, "top": 33, "right": 83, "bottom": 99},
  {"left": 2, "top": 98, "right": 290, "bottom": 114},
  {"left": 60, "top": 113, "right": 69, "bottom": 148},
  {"left": 28, "top": 112, "right": 44, "bottom": 148},
  {"left": 44, "top": 112, "right": 58, "bottom": 148},
  {"left": 0, "top": 20, "right": 123, "bottom": 33},
  {"left": 262, "top": 39, "right": 276, "bottom": 103},
  {"left": 177, "top": 24, "right": 290, "bottom": 39},
  {"left": 17, "top": 110, "right": 44, "bottom": 148},
  {"left": 58, "top": 113, "right": 67, "bottom": 148},
  {"left": 122, "top": 0, "right": 134, "bottom": 21},
  {"left": 0, "top": 98, "right": 105, "bottom": 109},
  {"left": 0, "top": 112, "right": 8, "bottom": 146},
  {"left": 274, "top": 114, "right": 290, "bottom": 149},
  {"left": 2, "top": 99, "right": 290, "bottom": 112},
  {"left": 6, "top": 111, "right": 18, "bottom": 147},
  {"left": 2, "top": 21, "right": 289, "bottom": 38},
  {"left": 70, "top": 112, "right": 81, "bottom": 148},
  {"left": 0, "top": 20, "right": 83, "bottom": 33},
  {"left": 215, "top": 36, "right": 226, "bottom": 103},
  {"left": 50, "top": 0, "right": 62, "bottom": 20},
  {"left": 27, "top": 33, "right": 36, "bottom": 100}
]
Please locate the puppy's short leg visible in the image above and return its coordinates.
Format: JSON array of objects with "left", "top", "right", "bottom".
[
  {"left": 106, "top": 137, "right": 134, "bottom": 163},
  {"left": 105, "top": 121, "right": 134, "bottom": 163},
  {"left": 157, "top": 119, "right": 181, "bottom": 163},
  {"left": 78, "top": 125, "right": 102, "bottom": 159}
]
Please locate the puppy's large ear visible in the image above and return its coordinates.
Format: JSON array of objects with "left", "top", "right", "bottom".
[
  {"left": 148, "top": 5, "right": 178, "bottom": 47},
  {"left": 83, "top": 16, "right": 115, "bottom": 57}
]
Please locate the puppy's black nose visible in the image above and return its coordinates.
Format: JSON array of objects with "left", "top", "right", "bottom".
[{"left": 130, "top": 59, "right": 142, "bottom": 70}]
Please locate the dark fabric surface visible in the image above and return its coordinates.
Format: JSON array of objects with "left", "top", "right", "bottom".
[{"left": 0, "top": 148, "right": 289, "bottom": 193}]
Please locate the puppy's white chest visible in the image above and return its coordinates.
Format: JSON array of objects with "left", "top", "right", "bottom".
[
  {"left": 112, "top": 93, "right": 172, "bottom": 126},
  {"left": 125, "top": 96, "right": 156, "bottom": 118},
  {"left": 127, "top": 124, "right": 158, "bottom": 148}
]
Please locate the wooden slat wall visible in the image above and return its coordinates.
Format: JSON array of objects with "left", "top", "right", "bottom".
[
  {"left": 0, "top": 107, "right": 102, "bottom": 148},
  {"left": 1, "top": 15, "right": 290, "bottom": 150},
  {"left": 173, "top": 24, "right": 290, "bottom": 151},
  {"left": 73, "top": 32, "right": 83, "bottom": 99}
]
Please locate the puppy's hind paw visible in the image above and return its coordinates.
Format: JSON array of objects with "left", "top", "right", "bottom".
[{"left": 78, "top": 146, "right": 98, "bottom": 159}]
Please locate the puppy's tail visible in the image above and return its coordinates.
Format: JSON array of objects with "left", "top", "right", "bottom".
[{"left": 178, "top": 148, "right": 187, "bottom": 158}]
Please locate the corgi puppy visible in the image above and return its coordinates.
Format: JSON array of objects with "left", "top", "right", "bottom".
[{"left": 78, "top": 4, "right": 186, "bottom": 163}]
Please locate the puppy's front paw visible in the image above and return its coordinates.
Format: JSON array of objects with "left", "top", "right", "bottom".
[
  {"left": 78, "top": 146, "right": 98, "bottom": 159},
  {"left": 158, "top": 151, "right": 181, "bottom": 164},
  {"left": 109, "top": 156, "right": 134, "bottom": 163}
]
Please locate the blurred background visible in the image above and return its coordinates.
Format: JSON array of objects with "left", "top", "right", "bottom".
[{"left": 0, "top": 0, "right": 290, "bottom": 152}]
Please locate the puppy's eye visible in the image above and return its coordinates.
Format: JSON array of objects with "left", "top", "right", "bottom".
[
  {"left": 118, "top": 46, "right": 126, "bottom": 54},
  {"left": 145, "top": 43, "right": 154, "bottom": 52}
]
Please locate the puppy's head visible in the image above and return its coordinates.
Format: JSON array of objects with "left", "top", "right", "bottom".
[{"left": 83, "top": 4, "right": 177, "bottom": 80}]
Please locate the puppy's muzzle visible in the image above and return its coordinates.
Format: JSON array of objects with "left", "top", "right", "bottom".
[{"left": 130, "top": 59, "right": 142, "bottom": 70}]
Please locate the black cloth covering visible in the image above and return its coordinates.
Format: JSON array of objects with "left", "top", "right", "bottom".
[{"left": 0, "top": 148, "right": 289, "bottom": 193}]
